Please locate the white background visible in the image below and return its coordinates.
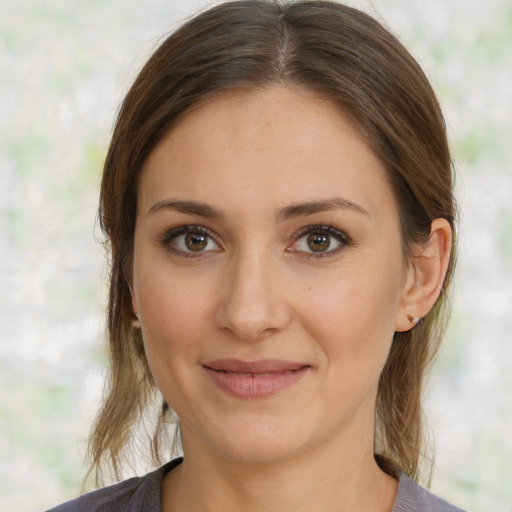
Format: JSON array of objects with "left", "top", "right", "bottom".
[{"left": 1, "top": 0, "right": 511, "bottom": 510}]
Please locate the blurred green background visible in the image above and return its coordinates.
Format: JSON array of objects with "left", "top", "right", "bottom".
[{"left": 1, "top": 0, "right": 511, "bottom": 510}]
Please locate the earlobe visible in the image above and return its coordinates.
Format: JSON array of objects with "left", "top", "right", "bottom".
[
  {"left": 129, "top": 281, "right": 141, "bottom": 329},
  {"left": 395, "top": 218, "right": 452, "bottom": 332}
]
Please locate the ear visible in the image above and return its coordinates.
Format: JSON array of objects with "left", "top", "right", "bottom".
[{"left": 395, "top": 218, "right": 452, "bottom": 332}]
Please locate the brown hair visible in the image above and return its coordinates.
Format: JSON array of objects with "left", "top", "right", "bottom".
[{"left": 90, "top": 0, "right": 456, "bottom": 483}]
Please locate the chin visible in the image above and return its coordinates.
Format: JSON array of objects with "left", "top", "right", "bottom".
[{"left": 191, "top": 414, "right": 316, "bottom": 465}]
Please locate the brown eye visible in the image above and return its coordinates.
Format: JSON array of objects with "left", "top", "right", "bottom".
[
  {"left": 287, "top": 225, "right": 350, "bottom": 258},
  {"left": 161, "top": 225, "right": 220, "bottom": 256},
  {"left": 185, "top": 232, "right": 208, "bottom": 251},
  {"left": 307, "top": 233, "right": 331, "bottom": 252}
]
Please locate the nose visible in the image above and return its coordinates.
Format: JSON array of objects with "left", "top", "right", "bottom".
[{"left": 215, "top": 250, "right": 291, "bottom": 343}]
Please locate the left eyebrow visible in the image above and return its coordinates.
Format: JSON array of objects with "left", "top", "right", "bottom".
[{"left": 276, "top": 197, "right": 370, "bottom": 222}]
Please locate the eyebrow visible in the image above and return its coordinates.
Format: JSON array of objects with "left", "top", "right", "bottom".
[
  {"left": 148, "top": 199, "right": 225, "bottom": 220},
  {"left": 147, "top": 196, "right": 369, "bottom": 221},
  {"left": 275, "top": 197, "right": 369, "bottom": 222}
]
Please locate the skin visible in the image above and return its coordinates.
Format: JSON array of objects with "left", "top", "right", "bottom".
[{"left": 131, "top": 86, "right": 452, "bottom": 512}]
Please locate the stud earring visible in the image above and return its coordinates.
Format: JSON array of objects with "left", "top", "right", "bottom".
[
  {"left": 132, "top": 311, "right": 141, "bottom": 329},
  {"left": 407, "top": 314, "right": 420, "bottom": 326}
]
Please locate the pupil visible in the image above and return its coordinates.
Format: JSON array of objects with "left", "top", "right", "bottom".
[
  {"left": 308, "top": 233, "right": 330, "bottom": 252},
  {"left": 185, "top": 233, "right": 207, "bottom": 251}
]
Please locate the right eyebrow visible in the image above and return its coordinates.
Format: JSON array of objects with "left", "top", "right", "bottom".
[{"left": 147, "top": 199, "right": 225, "bottom": 220}]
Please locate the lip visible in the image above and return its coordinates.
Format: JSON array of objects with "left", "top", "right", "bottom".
[{"left": 203, "top": 359, "right": 311, "bottom": 399}]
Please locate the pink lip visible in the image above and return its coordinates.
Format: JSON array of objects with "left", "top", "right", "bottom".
[{"left": 203, "top": 359, "right": 310, "bottom": 399}]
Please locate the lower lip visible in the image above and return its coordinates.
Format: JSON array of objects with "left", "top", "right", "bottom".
[{"left": 204, "top": 366, "right": 310, "bottom": 399}]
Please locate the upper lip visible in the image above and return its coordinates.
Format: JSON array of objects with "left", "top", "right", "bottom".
[{"left": 203, "top": 359, "right": 309, "bottom": 374}]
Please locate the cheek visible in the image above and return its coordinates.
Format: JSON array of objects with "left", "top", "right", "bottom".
[
  {"left": 301, "top": 262, "right": 401, "bottom": 330},
  {"left": 135, "top": 277, "right": 211, "bottom": 415},
  {"left": 134, "top": 261, "right": 215, "bottom": 381},
  {"left": 296, "top": 257, "right": 403, "bottom": 375}
]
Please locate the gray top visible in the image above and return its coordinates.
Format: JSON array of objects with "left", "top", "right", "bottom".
[{"left": 47, "top": 458, "right": 466, "bottom": 512}]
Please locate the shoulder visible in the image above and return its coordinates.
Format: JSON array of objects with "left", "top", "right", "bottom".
[
  {"left": 46, "top": 475, "right": 148, "bottom": 512},
  {"left": 45, "top": 458, "right": 182, "bottom": 512},
  {"left": 393, "top": 472, "right": 466, "bottom": 512}
]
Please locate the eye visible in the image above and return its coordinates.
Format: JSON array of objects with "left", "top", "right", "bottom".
[
  {"left": 161, "top": 225, "right": 221, "bottom": 256},
  {"left": 288, "top": 225, "right": 350, "bottom": 257}
]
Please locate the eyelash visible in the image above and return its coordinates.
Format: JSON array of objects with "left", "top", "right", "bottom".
[
  {"left": 159, "top": 224, "right": 351, "bottom": 259},
  {"left": 289, "top": 224, "right": 352, "bottom": 259},
  {"left": 159, "top": 225, "right": 219, "bottom": 257}
]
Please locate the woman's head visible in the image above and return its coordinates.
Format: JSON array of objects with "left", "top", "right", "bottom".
[{"left": 92, "top": 0, "right": 456, "bottom": 481}]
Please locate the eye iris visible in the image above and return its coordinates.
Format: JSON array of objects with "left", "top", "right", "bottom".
[
  {"left": 307, "top": 233, "right": 330, "bottom": 252},
  {"left": 185, "top": 232, "right": 208, "bottom": 251}
]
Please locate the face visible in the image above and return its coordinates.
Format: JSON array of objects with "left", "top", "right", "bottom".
[{"left": 131, "top": 86, "right": 410, "bottom": 464}]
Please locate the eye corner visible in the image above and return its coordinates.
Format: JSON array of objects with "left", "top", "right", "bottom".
[
  {"left": 288, "top": 224, "right": 351, "bottom": 259},
  {"left": 159, "top": 224, "right": 222, "bottom": 257}
]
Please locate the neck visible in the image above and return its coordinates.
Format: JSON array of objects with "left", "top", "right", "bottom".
[{"left": 162, "top": 431, "right": 398, "bottom": 512}]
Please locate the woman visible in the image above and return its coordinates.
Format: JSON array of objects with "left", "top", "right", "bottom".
[{"left": 48, "top": 1, "right": 464, "bottom": 510}]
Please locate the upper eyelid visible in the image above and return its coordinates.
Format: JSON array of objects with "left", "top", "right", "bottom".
[
  {"left": 162, "top": 223, "right": 347, "bottom": 237},
  {"left": 161, "top": 225, "right": 221, "bottom": 247},
  {"left": 288, "top": 225, "right": 351, "bottom": 257},
  {"left": 163, "top": 224, "right": 213, "bottom": 238},
  {"left": 160, "top": 224, "right": 350, "bottom": 251},
  {"left": 293, "top": 224, "right": 350, "bottom": 241}
]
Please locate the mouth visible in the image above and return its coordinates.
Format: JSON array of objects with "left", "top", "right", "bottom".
[{"left": 202, "top": 359, "right": 311, "bottom": 399}]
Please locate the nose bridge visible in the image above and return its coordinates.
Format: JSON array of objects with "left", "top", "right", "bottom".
[{"left": 216, "top": 243, "right": 289, "bottom": 342}]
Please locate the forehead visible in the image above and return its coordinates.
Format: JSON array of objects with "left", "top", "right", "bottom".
[
  {"left": 140, "top": 86, "right": 396, "bottom": 220},
  {"left": 149, "top": 86, "right": 367, "bottom": 157}
]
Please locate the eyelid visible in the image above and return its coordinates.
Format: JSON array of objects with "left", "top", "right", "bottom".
[
  {"left": 160, "top": 224, "right": 222, "bottom": 256},
  {"left": 159, "top": 223, "right": 351, "bottom": 259},
  {"left": 287, "top": 224, "right": 351, "bottom": 258}
]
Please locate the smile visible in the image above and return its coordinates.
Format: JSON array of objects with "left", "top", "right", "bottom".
[{"left": 203, "top": 359, "right": 311, "bottom": 399}]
